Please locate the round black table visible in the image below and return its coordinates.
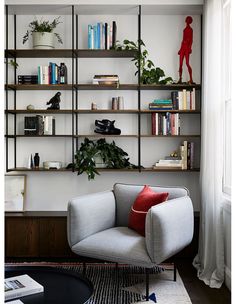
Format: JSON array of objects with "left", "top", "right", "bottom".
[{"left": 5, "top": 266, "right": 93, "bottom": 304}]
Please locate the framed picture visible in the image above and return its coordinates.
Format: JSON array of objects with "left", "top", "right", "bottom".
[{"left": 5, "top": 175, "right": 26, "bottom": 212}]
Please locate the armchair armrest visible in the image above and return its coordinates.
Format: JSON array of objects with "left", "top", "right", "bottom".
[
  {"left": 145, "top": 196, "right": 194, "bottom": 264},
  {"left": 67, "top": 191, "right": 116, "bottom": 247}
]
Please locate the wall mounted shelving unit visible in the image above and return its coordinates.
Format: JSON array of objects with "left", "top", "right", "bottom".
[{"left": 5, "top": 4, "right": 201, "bottom": 174}]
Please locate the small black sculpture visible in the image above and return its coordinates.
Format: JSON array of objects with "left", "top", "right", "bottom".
[
  {"left": 47, "top": 92, "right": 61, "bottom": 110},
  {"left": 94, "top": 119, "right": 121, "bottom": 135}
]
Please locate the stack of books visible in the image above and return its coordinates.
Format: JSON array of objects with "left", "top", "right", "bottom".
[
  {"left": 151, "top": 112, "right": 180, "bottom": 135},
  {"left": 153, "top": 159, "right": 183, "bottom": 170},
  {"left": 5, "top": 274, "right": 44, "bottom": 301},
  {"left": 88, "top": 21, "right": 117, "bottom": 50},
  {"left": 171, "top": 89, "right": 196, "bottom": 110},
  {"left": 18, "top": 75, "right": 38, "bottom": 84},
  {"left": 149, "top": 99, "right": 173, "bottom": 110},
  {"left": 93, "top": 75, "right": 119, "bottom": 85}
]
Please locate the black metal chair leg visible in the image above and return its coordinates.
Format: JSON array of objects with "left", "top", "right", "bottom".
[
  {"left": 145, "top": 268, "right": 150, "bottom": 301},
  {"left": 83, "top": 262, "right": 86, "bottom": 276},
  {"left": 173, "top": 262, "right": 177, "bottom": 281}
]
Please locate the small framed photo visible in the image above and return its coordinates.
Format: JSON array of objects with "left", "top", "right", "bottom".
[{"left": 5, "top": 175, "right": 26, "bottom": 212}]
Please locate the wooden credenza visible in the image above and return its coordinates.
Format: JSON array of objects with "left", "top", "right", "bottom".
[
  {"left": 5, "top": 211, "right": 77, "bottom": 259},
  {"left": 5, "top": 211, "right": 199, "bottom": 260}
]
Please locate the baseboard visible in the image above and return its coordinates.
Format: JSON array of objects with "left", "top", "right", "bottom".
[{"left": 225, "top": 265, "right": 231, "bottom": 291}]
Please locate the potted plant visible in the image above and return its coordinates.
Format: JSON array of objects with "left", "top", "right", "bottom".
[
  {"left": 23, "top": 17, "right": 63, "bottom": 49},
  {"left": 75, "top": 138, "right": 137, "bottom": 180},
  {"left": 114, "top": 39, "right": 173, "bottom": 84}
]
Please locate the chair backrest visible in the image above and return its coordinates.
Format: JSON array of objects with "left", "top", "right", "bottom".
[{"left": 113, "top": 183, "right": 189, "bottom": 227}]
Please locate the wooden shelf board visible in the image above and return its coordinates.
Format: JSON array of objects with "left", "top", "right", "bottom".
[
  {"left": 6, "top": 84, "right": 73, "bottom": 90},
  {"left": 6, "top": 110, "right": 73, "bottom": 114},
  {"left": 5, "top": 49, "right": 74, "bottom": 58},
  {"left": 6, "top": 135, "right": 73, "bottom": 138},
  {"left": 7, "top": 167, "right": 72, "bottom": 172},
  {"left": 141, "top": 135, "right": 201, "bottom": 138},
  {"left": 140, "top": 84, "right": 201, "bottom": 90},
  {"left": 141, "top": 110, "right": 201, "bottom": 114},
  {"left": 75, "top": 134, "right": 138, "bottom": 138},
  {"left": 5, "top": 109, "right": 201, "bottom": 114},
  {"left": 142, "top": 168, "right": 200, "bottom": 172},
  {"left": 5, "top": 84, "right": 201, "bottom": 91},
  {"left": 76, "top": 84, "right": 138, "bottom": 90},
  {"left": 97, "top": 168, "right": 139, "bottom": 172},
  {"left": 76, "top": 49, "right": 136, "bottom": 58},
  {"left": 75, "top": 109, "right": 139, "bottom": 113},
  {"left": 5, "top": 49, "right": 136, "bottom": 59}
]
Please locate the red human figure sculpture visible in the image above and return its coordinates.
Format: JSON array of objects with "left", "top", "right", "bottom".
[{"left": 178, "top": 16, "right": 194, "bottom": 84}]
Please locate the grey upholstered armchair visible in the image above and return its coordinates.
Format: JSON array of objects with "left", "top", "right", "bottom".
[{"left": 67, "top": 183, "right": 194, "bottom": 300}]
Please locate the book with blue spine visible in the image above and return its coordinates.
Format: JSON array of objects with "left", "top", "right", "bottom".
[
  {"left": 97, "top": 23, "right": 100, "bottom": 49},
  {"left": 88, "top": 25, "right": 93, "bottom": 49},
  {"left": 94, "top": 25, "right": 97, "bottom": 49}
]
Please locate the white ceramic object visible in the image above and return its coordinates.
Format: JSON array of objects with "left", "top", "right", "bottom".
[{"left": 32, "top": 32, "right": 54, "bottom": 49}]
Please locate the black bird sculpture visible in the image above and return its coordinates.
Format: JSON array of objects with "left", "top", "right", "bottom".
[{"left": 47, "top": 92, "right": 61, "bottom": 110}]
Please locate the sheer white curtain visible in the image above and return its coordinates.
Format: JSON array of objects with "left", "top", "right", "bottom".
[{"left": 193, "top": 0, "right": 225, "bottom": 288}]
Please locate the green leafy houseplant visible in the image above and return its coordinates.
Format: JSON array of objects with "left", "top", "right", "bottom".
[
  {"left": 75, "top": 138, "right": 137, "bottom": 180},
  {"left": 114, "top": 39, "right": 173, "bottom": 84},
  {"left": 23, "top": 17, "right": 63, "bottom": 44}
]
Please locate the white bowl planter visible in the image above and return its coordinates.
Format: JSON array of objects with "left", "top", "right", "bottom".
[{"left": 32, "top": 32, "right": 54, "bottom": 49}]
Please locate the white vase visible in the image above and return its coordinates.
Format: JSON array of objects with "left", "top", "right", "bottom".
[
  {"left": 32, "top": 32, "right": 54, "bottom": 49},
  {"left": 94, "top": 155, "right": 107, "bottom": 168}
]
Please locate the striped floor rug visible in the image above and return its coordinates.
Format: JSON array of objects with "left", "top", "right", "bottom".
[{"left": 5, "top": 263, "right": 192, "bottom": 303}]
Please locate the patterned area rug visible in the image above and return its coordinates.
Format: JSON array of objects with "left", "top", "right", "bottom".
[{"left": 5, "top": 263, "right": 192, "bottom": 303}]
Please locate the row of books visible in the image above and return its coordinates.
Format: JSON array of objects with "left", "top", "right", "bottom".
[
  {"left": 171, "top": 89, "right": 196, "bottom": 110},
  {"left": 37, "top": 62, "right": 67, "bottom": 85},
  {"left": 88, "top": 21, "right": 117, "bottom": 50},
  {"left": 151, "top": 112, "right": 180, "bottom": 135},
  {"left": 180, "top": 140, "right": 195, "bottom": 170},
  {"left": 149, "top": 89, "right": 196, "bottom": 111},
  {"left": 92, "top": 74, "right": 119, "bottom": 85},
  {"left": 24, "top": 115, "right": 56, "bottom": 136},
  {"left": 153, "top": 141, "right": 194, "bottom": 170}
]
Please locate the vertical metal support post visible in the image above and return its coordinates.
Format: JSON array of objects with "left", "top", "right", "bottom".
[
  {"left": 173, "top": 262, "right": 177, "bottom": 281},
  {"left": 145, "top": 268, "right": 149, "bottom": 301},
  {"left": 75, "top": 14, "right": 79, "bottom": 151},
  {"left": 71, "top": 5, "right": 75, "bottom": 171},
  {"left": 5, "top": 5, "right": 9, "bottom": 172},
  {"left": 138, "top": 5, "right": 141, "bottom": 171},
  {"left": 14, "top": 14, "right": 17, "bottom": 168}
]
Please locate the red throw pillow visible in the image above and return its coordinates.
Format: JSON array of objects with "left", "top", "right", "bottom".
[{"left": 128, "top": 185, "right": 168, "bottom": 236}]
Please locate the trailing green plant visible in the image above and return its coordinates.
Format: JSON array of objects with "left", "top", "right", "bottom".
[
  {"left": 75, "top": 138, "right": 137, "bottom": 180},
  {"left": 23, "top": 17, "right": 63, "bottom": 44},
  {"left": 114, "top": 39, "right": 173, "bottom": 85},
  {"left": 5, "top": 59, "right": 19, "bottom": 69}
]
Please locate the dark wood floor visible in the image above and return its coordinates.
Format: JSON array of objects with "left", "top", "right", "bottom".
[{"left": 176, "top": 259, "right": 231, "bottom": 304}]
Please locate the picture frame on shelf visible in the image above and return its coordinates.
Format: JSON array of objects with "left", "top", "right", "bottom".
[{"left": 5, "top": 175, "right": 26, "bottom": 212}]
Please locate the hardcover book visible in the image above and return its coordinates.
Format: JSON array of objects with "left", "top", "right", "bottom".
[{"left": 5, "top": 274, "right": 44, "bottom": 301}]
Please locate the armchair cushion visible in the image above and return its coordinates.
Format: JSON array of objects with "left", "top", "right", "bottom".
[
  {"left": 128, "top": 185, "right": 169, "bottom": 236},
  {"left": 72, "top": 227, "right": 156, "bottom": 268}
]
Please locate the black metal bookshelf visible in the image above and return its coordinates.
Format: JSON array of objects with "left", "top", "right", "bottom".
[{"left": 5, "top": 4, "right": 202, "bottom": 173}]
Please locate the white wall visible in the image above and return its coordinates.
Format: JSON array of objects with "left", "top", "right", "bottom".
[{"left": 6, "top": 11, "right": 202, "bottom": 211}]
